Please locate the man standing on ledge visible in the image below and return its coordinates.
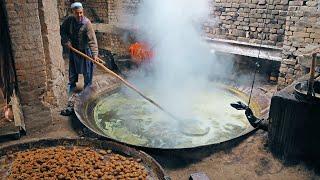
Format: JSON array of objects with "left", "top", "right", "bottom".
[{"left": 60, "top": 2, "right": 98, "bottom": 116}]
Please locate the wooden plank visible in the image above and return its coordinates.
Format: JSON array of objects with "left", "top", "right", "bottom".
[{"left": 10, "top": 90, "right": 25, "bottom": 132}]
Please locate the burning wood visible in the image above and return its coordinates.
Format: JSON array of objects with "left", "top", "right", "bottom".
[{"left": 129, "top": 42, "right": 154, "bottom": 64}]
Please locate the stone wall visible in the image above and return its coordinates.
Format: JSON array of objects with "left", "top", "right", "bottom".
[
  {"left": 205, "top": 0, "right": 288, "bottom": 47},
  {"left": 5, "top": 0, "right": 67, "bottom": 133},
  {"left": 277, "top": 0, "right": 320, "bottom": 89}
]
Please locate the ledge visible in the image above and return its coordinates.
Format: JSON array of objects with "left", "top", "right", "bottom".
[{"left": 206, "top": 38, "right": 282, "bottom": 61}]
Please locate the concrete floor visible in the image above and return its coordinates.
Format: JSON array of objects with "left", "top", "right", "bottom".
[{"left": 1, "top": 69, "right": 319, "bottom": 180}]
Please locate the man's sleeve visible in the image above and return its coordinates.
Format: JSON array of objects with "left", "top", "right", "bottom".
[
  {"left": 60, "top": 17, "right": 70, "bottom": 46},
  {"left": 86, "top": 21, "right": 99, "bottom": 57}
]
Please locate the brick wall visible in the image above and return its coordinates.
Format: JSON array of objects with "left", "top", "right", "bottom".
[
  {"left": 59, "top": 0, "right": 109, "bottom": 23},
  {"left": 96, "top": 32, "right": 131, "bottom": 56},
  {"left": 39, "top": 0, "right": 67, "bottom": 107},
  {"left": 5, "top": 0, "right": 67, "bottom": 133},
  {"left": 58, "top": 0, "right": 141, "bottom": 24},
  {"left": 56, "top": 0, "right": 320, "bottom": 90},
  {"left": 57, "top": 0, "right": 67, "bottom": 21},
  {"left": 277, "top": 0, "right": 320, "bottom": 89},
  {"left": 57, "top": 1, "right": 136, "bottom": 57},
  {"left": 108, "top": 0, "right": 140, "bottom": 24},
  {"left": 205, "top": 0, "right": 288, "bottom": 47},
  {"left": 83, "top": 0, "right": 109, "bottom": 23}
]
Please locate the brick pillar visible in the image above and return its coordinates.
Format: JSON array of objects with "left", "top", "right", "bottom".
[
  {"left": 278, "top": 0, "right": 320, "bottom": 90},
  {"left": 39, "top": 0, "right": 67, "bottom": 108},
  {"left": 5, "top": 0, "right": 67, "bottom": 133}
]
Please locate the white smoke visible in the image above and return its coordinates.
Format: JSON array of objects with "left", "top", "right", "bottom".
[{"left": 125, "top": 0, "right": 232, "bottom": 118}]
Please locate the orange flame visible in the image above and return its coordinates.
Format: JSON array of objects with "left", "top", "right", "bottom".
[{"left": 129, "top": 42, "right": 154, "bottom": 64}]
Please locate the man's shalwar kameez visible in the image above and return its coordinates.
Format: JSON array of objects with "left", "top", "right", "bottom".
[{"left": 60, "top": 16, "right": 98, "bottom": 93}]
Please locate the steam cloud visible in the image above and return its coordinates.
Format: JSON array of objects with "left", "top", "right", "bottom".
[{"left": 124, "top": 0, "right": 233, "bottom": 119}]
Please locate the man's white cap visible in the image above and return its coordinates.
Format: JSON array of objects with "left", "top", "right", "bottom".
[{"left": 71, "top": 2, "right": 83, "bottom": 9}]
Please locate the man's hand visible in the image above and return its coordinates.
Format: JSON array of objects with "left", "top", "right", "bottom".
[
  {"left": 66, "top": 41, "right": 72, "bottom": 49},
  {"left": 93, "top": 55, "right": 98, "bottom": 62}
]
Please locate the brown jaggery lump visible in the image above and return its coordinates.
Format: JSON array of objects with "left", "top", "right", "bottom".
[{"left": 6, "top": 146, "right": 148, "bottom": 180}]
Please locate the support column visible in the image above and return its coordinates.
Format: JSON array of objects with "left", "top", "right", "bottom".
[{"left": 5, "top": 0, "right": 67, "bottom": 133}]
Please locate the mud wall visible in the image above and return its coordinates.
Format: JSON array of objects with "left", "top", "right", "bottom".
[{"left": 5, "top": 0, "right": 67, "bottom": 133}]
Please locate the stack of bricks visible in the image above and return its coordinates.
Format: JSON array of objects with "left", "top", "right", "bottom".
[
  {"left": 205, "top": 0, "right": 288, "bottom": 47},
  {"left": 278, "top": 0, "right": 320, "bottom": 89}
]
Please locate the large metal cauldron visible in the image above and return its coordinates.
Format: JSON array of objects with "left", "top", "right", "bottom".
[{"left": 74, "top": 82, "right": 270, "bottom": 150}]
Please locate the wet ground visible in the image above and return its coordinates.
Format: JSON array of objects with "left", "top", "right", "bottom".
[{"left": 1, "top": 68, "right": 319, "bottom": 180}]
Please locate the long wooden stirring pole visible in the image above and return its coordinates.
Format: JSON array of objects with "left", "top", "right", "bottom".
[
  {"left": 69, "top": 46, "right": 177, "bottom": 119},
  {"left": 70, "top": 46, "right": 211, "bottom": 136}
]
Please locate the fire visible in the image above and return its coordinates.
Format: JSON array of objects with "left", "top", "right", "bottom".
[{"left": 129, "top": 42, "right": 154, "bottom": 64}]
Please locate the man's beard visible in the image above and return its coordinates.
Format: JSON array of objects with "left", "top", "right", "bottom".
[{"left": 75, "top": 16, "right": 83, "bottom": 22}]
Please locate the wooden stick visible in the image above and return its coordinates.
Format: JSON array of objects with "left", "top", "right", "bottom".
[
  {"left": 69, "top": 46, "right": 178, "bottom": 119},
  {"left": 307, "top": 53, "right": 316, "bottom": 96}
]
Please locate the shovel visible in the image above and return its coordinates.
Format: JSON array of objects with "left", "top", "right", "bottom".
[{"left": 69, "top": 46, "right": 210, "bottom": 136}]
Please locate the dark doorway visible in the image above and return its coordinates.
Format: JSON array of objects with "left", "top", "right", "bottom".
[
  {"left": 0, "top": 0, "right": 17, "bottom": 128},
  {"left": 0, "top": 1, "right": 17, "bottom": 102}
]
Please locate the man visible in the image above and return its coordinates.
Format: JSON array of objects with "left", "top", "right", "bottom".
[
  {"left": 61, "top": 2, "right": 98, "bottom": 94},
  {"left": 60, "top": 2, "right": 98, "bottom": 116}
]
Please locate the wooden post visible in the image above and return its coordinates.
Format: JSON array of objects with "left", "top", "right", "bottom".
[{"left": 307, "top": 53, "right": 316, "bottom": 96}]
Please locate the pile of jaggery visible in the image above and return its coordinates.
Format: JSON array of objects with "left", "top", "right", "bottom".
[{"left": 5, "top": 146, "right": 148, "bottom": 179}]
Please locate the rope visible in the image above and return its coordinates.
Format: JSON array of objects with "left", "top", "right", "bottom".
[
  {"left": 247, "top": 0, "right": 270, "bottom": 106},
  {"left": 248, "top": 62, "right": 258, "bottom": 106}
]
